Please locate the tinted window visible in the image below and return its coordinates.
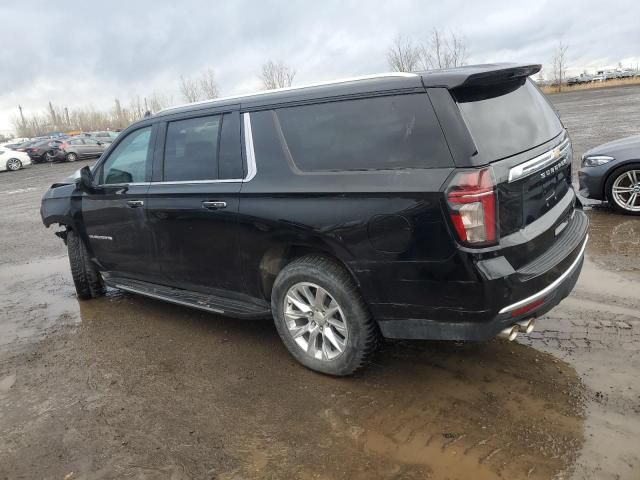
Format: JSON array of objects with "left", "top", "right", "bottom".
[
  {"left": 100, "top": 127, "right": 151, "bottom": 184},
  {"left": 69, "top": 138, "right": 84, "bottom": 145},
  {"left": 452, "top": 79, "right": 563, "bottom": 162},
  {"left": 275, "top": 94, "right": 452, "bottom": 172},
  {"left": 164, "top": 115, "right": 221, "bottom": 181}
]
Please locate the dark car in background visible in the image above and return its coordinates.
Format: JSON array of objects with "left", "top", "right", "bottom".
[
  {"left": 26, "top": 139, "right": 64, "bottom": 163},
  {"left": 42, "top": 64, "right": 588, "bottom": 375},
  {"left": 579, "top": 135, "right": 640, "bottom": 215},
  {"left": 12, "top": 140, "right": 39, "bottom": 152},
  {"left": 53, "top": 136, "right": 106, "bottom": 162}
]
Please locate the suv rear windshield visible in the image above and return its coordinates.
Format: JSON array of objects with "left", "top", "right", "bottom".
[
  {"left": 275, "top": 93, "right": 452, "bottom": 172},
  {"left": 452, "top": 79, "right": 562, "bottom": 163}
]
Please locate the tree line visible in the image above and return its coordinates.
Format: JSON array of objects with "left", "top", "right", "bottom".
[{"left": 12, "top": 59, "right": 297, "bottom": 137}]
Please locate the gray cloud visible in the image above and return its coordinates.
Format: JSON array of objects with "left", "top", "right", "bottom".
[{"left": 2, "top": 0, "right": 639, "bottom": 132}]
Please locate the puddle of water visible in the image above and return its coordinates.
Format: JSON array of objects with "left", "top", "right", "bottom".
[{"left": 0, "top": 257, "right": 81, "bottom": 348}]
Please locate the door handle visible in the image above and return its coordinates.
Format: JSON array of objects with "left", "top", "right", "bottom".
[
  {"left": 126, "top": 200, "right": 144, "bottom": 208},
  {"left": 202, "top": 201, "right": 227, "bottom": 210}
]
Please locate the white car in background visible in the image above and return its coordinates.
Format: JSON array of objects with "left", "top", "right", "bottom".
[{"left": 0, "top": 149, "right": 31, "bottom": 172}]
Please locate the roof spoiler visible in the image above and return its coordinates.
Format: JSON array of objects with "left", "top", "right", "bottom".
[{"left": 459, "top": 64, "right": 541, "bottom": 88}]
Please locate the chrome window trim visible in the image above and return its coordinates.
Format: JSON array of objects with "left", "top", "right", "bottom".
[
  {"left": 508, "top": 136, "right": 570, "bottom": 183},
  {"left": 96, "top": 113, "right": 257, "bottom": 187},
  {"left": 498, "top": 235, "right": 588, "bottom": 314},
  {"left": 95, "top": 181, "right": 151, "bottom": 187},
  {"left": 243, "top": 112, "right": 257, "bottom": 182}
]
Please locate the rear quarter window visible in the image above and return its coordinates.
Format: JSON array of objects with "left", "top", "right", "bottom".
[{"left": 275, "top": 94, "right": 452, "bottom": 172}]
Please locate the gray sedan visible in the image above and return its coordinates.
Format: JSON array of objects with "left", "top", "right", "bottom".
[{"left": 578, "top": 135, "right": 640, "bottom": 215}]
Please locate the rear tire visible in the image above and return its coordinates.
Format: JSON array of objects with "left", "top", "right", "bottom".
[
  {"left": 67, "top": 230, "right": 105, "bottom": 299},
  {"left": 605, "top": 164, "right": 640, "bottom": 215},
  {"left": 271, "top": 255, "right": 380, "bottom": 376}
]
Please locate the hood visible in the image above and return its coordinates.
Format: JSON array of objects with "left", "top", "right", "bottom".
[{"left": 583, "top": 134, "right": 640, "bottom": 159}]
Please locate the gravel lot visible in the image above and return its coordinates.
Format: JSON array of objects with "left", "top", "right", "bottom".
[{"left": 0, "top": 86, "right": 639, "bottom": 480}]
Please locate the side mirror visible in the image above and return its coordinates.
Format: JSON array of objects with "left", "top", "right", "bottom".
[
  {"left": 77, "top": 165, "right": 96, "bottom": 192},
  {"left": 96, "top": 141, "right": 103, "bottom": 145}
]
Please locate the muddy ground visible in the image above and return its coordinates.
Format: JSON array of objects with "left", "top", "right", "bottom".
[{"left": 0, "top": 87, "right": 639, "bottom": 479}]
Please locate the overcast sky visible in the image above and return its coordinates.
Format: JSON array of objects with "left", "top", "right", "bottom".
[{"left": 2, "top": 0, "right": 639, "bottom": 134}]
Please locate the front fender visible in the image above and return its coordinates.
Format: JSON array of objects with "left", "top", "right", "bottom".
[{"left": 40, "top": 183, "right": 80, "bottom": 231}]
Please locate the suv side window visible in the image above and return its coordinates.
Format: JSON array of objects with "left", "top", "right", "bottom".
[
  {"left": 99, "top": 126, "right": 152, "bottom": 184},
  {"left": 275, "top": 94, "right": 452, "bottom": 172},
  {"left": 164, "top": 115, "right": 221, "bottom": 181}
]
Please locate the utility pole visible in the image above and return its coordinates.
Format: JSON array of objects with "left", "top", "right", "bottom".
[
  {"left": 18, "top": 105, "right": 25, "bottom": 127},
  {"left": 65, "top": 107, "right": 70, "bottom": 127}
]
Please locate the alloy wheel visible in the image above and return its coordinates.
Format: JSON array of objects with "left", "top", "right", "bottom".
[
  {"left": 6, "top": 159, "right": 21, "bottom": 171},
  {"left": 611, "top": 169, "right": 640, "bottom": 212},
  {"left": 66, "top": 153, "right": 77, "bottom": 162},
  {"left": 284, "top": 282, "right": 349, "bottom": 361}
]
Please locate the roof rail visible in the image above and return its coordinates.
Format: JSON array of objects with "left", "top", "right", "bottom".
[{"left": 157, "top": 72, "right": 418, "bottom": 114}]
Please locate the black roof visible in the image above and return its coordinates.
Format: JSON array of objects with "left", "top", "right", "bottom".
[{"left": 151, "top": 63, "right": 541, "bottom": 119}]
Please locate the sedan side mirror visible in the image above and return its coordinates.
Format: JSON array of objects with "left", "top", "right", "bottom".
[
  {"left": 77, "top": 165, "right": 96, "bottom": 192},
  {"left": 96, "top": 141, "right": 103, "bottom": 145}
]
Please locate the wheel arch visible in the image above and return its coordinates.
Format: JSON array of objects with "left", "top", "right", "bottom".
[{"left": 258, "top": 244, "right": 363, "bottom": 303}]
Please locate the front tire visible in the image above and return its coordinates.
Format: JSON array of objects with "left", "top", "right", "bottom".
[
  {"left": 66, "top": 152, "right": 78, "bottom": 162},
  {"left": 271, "top": 255, "right": 380, "bottom": 376},
  {"left": 6, "top": 158, "right": 22, "bottom": 171},
  {"left": 606, "top": 164, "right": 640, "bottom": 215},
  {"left": 67, "top": 230, "right": 105, "bottom": 299}
]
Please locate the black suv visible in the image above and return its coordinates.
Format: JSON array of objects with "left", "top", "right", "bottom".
[{"left": 41, "top": 64, "right": 588, "bottom": 375}]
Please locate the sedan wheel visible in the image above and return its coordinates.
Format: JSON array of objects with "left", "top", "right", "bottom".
[
  {"left": 44, "top": 151, "right": 55, "bottom": 162},
  {"left": 6, "top": 158, "right": 22, "bottom": 171},
  {"left": 610, "top": 168, "right": 640, "bottom": 214},
  {"left": 284, "top": 282, "right": 349, "bottom": 361},
  {"left": 66, "top": 152, "right": 78, "bottom": 162}
]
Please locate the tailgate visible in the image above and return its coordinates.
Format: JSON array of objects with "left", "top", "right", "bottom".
[{"left": 498, "top": 134, "right": 572, "bottom": 236}]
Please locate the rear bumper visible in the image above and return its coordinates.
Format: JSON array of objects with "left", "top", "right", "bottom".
[
  {"left": 375, "top": 207, "right": 589, "bottom": 341},
  {"left": 378, "top": 236, "right": 586, "bottom": 340}
]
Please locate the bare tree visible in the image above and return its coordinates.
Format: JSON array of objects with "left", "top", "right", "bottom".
[
  {"left": 552, "top": 40, "right": 569, "bottom": 92},
  {"left": 387, "top": 30, "right": 468, "bottom": 72},
  {"left": 179, "top": 69, "right": 220, "bottom": 102},
  {"left": 199, "top": 68, "right": 219, "bottom": 99},
  {"left": 179, "top": 75, "right": 202, "bottom": 103},
  {"left": 146, "top": 92, "right": 173, "bottom": 113},
  {"left": 387, "top": 35, "right": 422, "bottom": 72},
  {"left": 421, "top": 29, "right": 468, "bottom": 70},
  {"left": 260, "top": 60, "right": 296, "bottom": 89}
]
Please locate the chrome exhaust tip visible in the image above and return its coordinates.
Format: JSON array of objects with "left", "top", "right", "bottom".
[
  {"left": 498, "top": 325, "right": 520, "bottom": 341},
  {"left": 517, "top": 318, "right": 535, "bottom": 334}
]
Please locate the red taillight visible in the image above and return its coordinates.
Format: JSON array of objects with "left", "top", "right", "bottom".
[{"left": 446, "top": 167, "right": 497, "bottom": 245}]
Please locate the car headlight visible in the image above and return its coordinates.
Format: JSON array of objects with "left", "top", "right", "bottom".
[{"left": 582, "top": 155, "right": 614, "bottom": 167}]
